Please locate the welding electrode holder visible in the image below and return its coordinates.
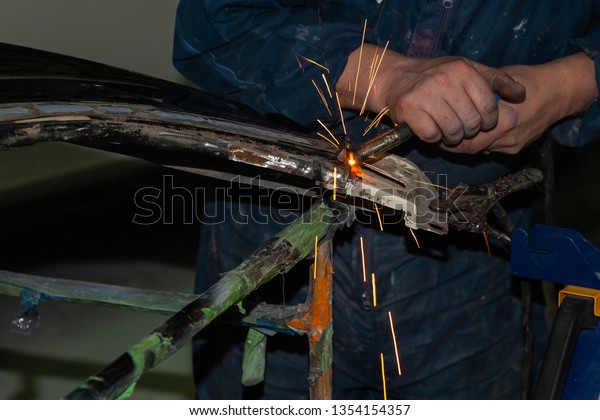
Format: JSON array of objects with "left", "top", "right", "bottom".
[{"left": 353, "top": 124, "right": 414, "bottom": 163}]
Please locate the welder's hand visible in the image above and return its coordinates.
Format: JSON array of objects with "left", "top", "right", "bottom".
[
  {"left": 441, "top": 52, "right": 599, "bottom": 154},
  {"left": 336, "top": 45, "right": 525, "bottom": 144},
  {"left": 375, "top": 53, "right": 526, "bottom": 144}
]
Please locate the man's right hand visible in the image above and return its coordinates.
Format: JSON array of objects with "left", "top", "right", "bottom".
[{"left": 336, "top": 45, "right": 526, "bottom": 145}]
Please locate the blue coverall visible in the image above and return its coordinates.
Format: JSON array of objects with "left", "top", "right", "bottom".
[{"left": 173, "top": 0, "right": 600, "bottom": 399}]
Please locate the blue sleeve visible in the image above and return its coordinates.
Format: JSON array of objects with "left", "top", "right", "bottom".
[
  {"left": 173, "top": 1, "right": 371, "bottom": 127},
  {"left": 552, "top": 3, "right": 600, "bottom": 147}
]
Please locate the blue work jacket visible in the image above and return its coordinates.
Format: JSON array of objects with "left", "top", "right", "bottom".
[
  {"left": 173, "top": 1, "right": 600, "bottom": 399},
  {"left": 174, "top": 0, "right": 600, "bottom": 153}
]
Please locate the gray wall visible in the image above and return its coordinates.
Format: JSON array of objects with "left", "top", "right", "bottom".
[
  {"left": 0, "top": 1, "right": 197, "bottom": 399},
  {"left": 0, "top": 0, "right": 187, "bottom": 83}
]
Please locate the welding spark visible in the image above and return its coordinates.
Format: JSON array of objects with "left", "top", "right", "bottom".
[
  {"left": 317, "top": 119, "right": 340, "bottom": 145},
  {"left": 360, "top": 41, "right": 390, "bottom": 116},
  {"left": 409, "top": 228, "right": 421, "bottom": 249},
  {"left": 374, "top": 203, "right": 384, "bottom": 232},
  {"left": 360, "top": 236, "right": 367, "bottom": 283},
  {"left": 317, "top": 132, "right": 339, "bottom": 149},
  {"left": 352, "top": 19, "right": 368, "bottom": 106},
  {"left": 312, "top": 79, "right": 332, "bottom": 116},
  {"left": 369, "top": 52, "right": 379, "bottom": 81},
  {"left": 483, "top": 231, "right": 491, "bottom": 256},
  {"left": 321, "top": 74, "right": 333, "bottom": 98},
  {"left": 388, "top": 311, "right": 402, "bottom": 376},
  {"left": 333, "top": 167, "right": 338, "bottom": 201},
  {"left": 414, "top": 180, "right": 451, "bottom": 191},
  {"left": 363, "top": 106, "right": 390, "bottom": 136},
  {"left": 314, "top": 235, "right": 318, "bottom": 279},
  {"left": 380, "top": 353, "right": 388, "bottom": 400},
  {"left": 296, "top": 53, "right": 330, "bottom": 73},
  {"left": 335, "top": 92, "right": 347, "bottom": 136},
  {"left": 372, "top": 273, "right": 378, "bottom": 307}
]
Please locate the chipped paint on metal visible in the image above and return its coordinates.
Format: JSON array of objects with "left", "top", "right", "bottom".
[{"left": 35, "top": 104, "right": 93, "bottom": 113}]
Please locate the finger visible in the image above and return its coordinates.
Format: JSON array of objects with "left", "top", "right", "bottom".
[
  {"left": 424, "top": 101, "right": 465, "bottom": 144},
  {"left": 462, "top": 81, "right": 499, "bottom": 131},
  {"left": 474, "top": 63, "right": 526, "bottom": 103},
  {"left": 439, "top": 131, "right": 497, "bottom": 154},
  {"left": 407, "top": 111, "right": 443, "bottom": 143},
  {"left": 459, "top": 61, "right": 503, "bottom": 131},
  {"left": 490, "top": 72, "right": 526, "bottom": 103},
  {"left": 447, "top": 90, "right": 483, "bottom": 138}
]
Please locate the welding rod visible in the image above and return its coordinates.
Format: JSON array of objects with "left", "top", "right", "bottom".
[{"left": 354, "top": 123, "right": 413, "bottom": 162}]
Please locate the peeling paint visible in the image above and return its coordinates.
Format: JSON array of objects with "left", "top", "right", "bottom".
[
  {"left": 35, "top": 104, "right": 93, "bottom": 113},
  {"left": 150, "top": 109, "right": 209, "bottom": 124},
  {"left": 0, "top": 106, "right": 28, "bottom": 116},
  {"left": 98, "top": 105, "right": 133, "bottom": 114}
]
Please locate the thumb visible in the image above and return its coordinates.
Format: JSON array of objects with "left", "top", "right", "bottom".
[{"left": 473, "top": 63, "right": 526, "bottom": 103}]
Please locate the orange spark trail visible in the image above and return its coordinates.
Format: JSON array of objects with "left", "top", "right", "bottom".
[
  {"left": 314, "top": 235, "right": 318, "bottom": 279},
  {"left": 317, "top": 119, "right": 340, "bottom": 145},
  {"left": 352, "top": 19, "right": 368, "bottom": 106},
  {"left": 388, "top": 311, "right": 402, "bottom": 375},
  {"left": 414, "top": 180, "right": 451, "bottom": 191},
  {"left": 363, "top": 106, "right": 390, "bottom": 136},
  {"left": 409, "top": 228, "right": 421, "bottom": 249},
  {"left": 333, "top": 167, "right": 338, "bottom": 201},
  {"left": 360, "top": 41, "right": 390, "bottom": 116},
  {"left": 317, "top": 132, "right": 338, "bottom": 148},
  {"left": 371, "top": 273, "right": 378, "bottom": 307},
  {"left": 374, "top": 204, "right": 384, "bottom": 232},
  {"left": 312, "top": 79, "right": 332, "bottom": 116},
  {"left": 360, "top": 236, "right": 367, "bottom": 283},
  {"left": 483, "top": 231, "right": 491, "bottom": 256},
  {"left": 335, "top": 92, "right": 347, "bottom": 136},
  {"left": 380, "top": 353, "right": 387, "bottom": 400},
  {"left": 321, "top": 74, "right": 333, "bottom": 98},
  {"left": 296, "top": 53, "right": 330, "bottom": 73},
  {"left": 369, "top": 52, "right": 379, "bottom": 82}
]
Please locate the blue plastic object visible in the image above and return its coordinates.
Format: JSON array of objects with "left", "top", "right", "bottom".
[
  {"left": 512, "top": 225, "right": 600, "bottom": 290},
  {"left": 511, "top": 224, "right": 600, "bottom": 399}
]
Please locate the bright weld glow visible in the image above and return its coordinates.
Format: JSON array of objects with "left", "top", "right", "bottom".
[
  {"left": 374, "top": 204, "right": 384, "bottom": 232},
  {"left": 380, "top": 353, "right": 387, "bottom": 400},
  {"left": 360, "top": 236, "right": 367, "bottom": 283},
  {"left": 483, "top": 231, "right": 491, "bottom": 255},
  {"left": 333, "top": 167, "right": 337, "bottom": 201},
  {"left": 388, "top": 311, "right": 402, "bottom": 375},
  {"left": 372, "top": 273, "right": 377, "bottom": 307},
  {"left": 409, "top": 228, "right": 421, "bottom": 249},
  {"left": 314, "top": 235, "right": 318, "bottom": 279},
  {"left": 347, "top": 152, "right": 357, "bottom": 167}
]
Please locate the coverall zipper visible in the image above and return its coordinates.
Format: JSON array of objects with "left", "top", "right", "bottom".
[{"left": 427, "top": 0, "right": 454, "bottom": 58}]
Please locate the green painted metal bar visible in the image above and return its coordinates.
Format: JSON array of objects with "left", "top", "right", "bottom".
[
  {"left": 0, "top": 270, "right": 198, "bottom": 315},
  {"left": 65, "top": 201, "right": 351, "bottom": 399}
]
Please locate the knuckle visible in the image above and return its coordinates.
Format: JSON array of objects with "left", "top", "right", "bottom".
[
  {"left": 417, "top": 126, "right": 442, "bottom": 143},
  {"left": 463, "top": 112, "right": 482, "bottom": 131},
  {"left": 431, "top": 72, "right": 452, "bottom": 88},
  {"left": 443, "top": 124, "right": 464, "bottom": 143}
]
